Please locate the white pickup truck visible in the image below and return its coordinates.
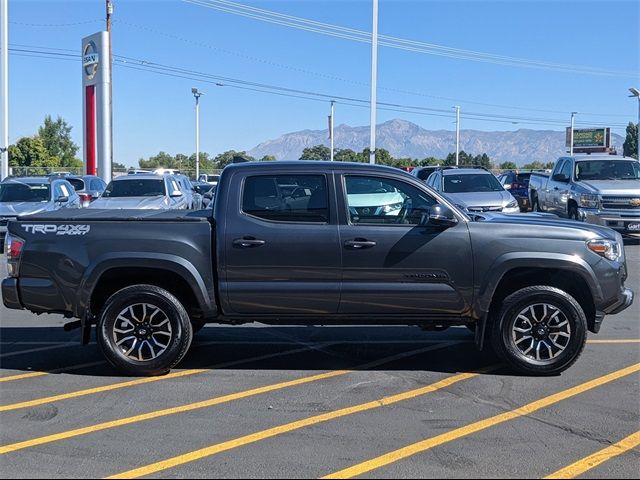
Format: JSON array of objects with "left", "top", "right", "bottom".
[{"left": 528, "top": 154, "right": 640, "bottom": 233}]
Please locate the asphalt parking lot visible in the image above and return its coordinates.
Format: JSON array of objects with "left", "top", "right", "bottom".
[{"left": 0, "top": 242, "right": 638, "bottom": 479}]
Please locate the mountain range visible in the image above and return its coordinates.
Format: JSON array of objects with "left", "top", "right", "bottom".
[{"left": 247, "top": 119, "right": 624, "bottom": 165}]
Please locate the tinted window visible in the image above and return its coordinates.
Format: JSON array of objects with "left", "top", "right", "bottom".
[
  {"left": 0, "top": 183, "right": 50, "bottom": 202},
  {"left": 102, "top": 179, "right": 166, "bottom": 198},
  {"left": 575, "top": 161, "right": 640, "bottom": 181},
  {"left": 66, "top": 178, "right": 85, "bottom": 191},
  {"left": 242, "top": 175, "right": 328, "bottom": 223},
  {"left": 345, "top": 176, "right": 436, "bottom": 225},
  {"left": 416, "top": 168, "right": 433, "bottom": 181},
  {"left": 443, "top": 173, "right": 504, "bottom": 193},
  {"left": 560, "top": 160, "right": 573, "bottom": 179}
]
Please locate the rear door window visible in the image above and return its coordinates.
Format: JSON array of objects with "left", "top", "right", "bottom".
[{"left": 242, "top": 175, "right": 328, "bottom": 223}]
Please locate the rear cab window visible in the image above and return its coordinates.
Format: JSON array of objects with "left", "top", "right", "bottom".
[{"left": 241, "top": 175, "right": 329, "bottom": 223}]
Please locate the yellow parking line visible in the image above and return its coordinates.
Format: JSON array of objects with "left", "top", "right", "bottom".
[
  {"left": 0, "top": 371, "right": 49, "bottom": 382},
  {"left": 322, "top": 363, "right": 640, "bottom": 479},
  {"left": 106, "top": 365, "right": 497, "bottom": 479},
  {"left": 0, "top": 343, "right": 321, "bottom": 413},
  {"left": 0, "top": 342, "right": 459, "bottom": 454},
  {"left": 544, "top": 430, "right": 640, "bottom": 479},
  {"left": 0, "top": 360, "right": 106, "bottom": 383}
]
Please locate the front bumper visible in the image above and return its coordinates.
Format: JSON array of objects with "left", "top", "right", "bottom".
[
  {"left": 2, "top": 277, "right": 23, "bottom": 310},
  {"left": 578, "top": 208, "right": 640, "bottom": 232},
  {"left": 602, "top": 287, "right": 634, "bottom": 315}
]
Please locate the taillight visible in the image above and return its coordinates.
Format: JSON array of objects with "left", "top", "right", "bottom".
[
  {"left": 5, "top": 233, "right": 25, "bottom": 277},
  {"left": 79, "top": 193, "right": 93, "bottom": 207},
  {"left": 510, "top": 182, "right": 520, "bottom": 190}
]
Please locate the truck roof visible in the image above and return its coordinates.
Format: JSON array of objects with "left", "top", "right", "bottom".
[{"left": 224, "top": 160, "right": 408, "bottom": 175}]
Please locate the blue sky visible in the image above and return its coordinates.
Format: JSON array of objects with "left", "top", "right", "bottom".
[{"left": 5, "top": 0, "right": 640, "bottom": 166}]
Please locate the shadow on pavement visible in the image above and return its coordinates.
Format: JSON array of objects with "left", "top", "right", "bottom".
[{"left": 0, "top": 325, "right": 505, "bottom": 377}]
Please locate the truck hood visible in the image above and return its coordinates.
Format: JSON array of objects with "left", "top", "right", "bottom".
[
  {"left": 0, "top": 202, "right": 52, "bottom": 217},
  {"left": 578, "top": 179, "right": 640, "bottom": 196},
  {"left": 472, "top": 212, "right": 616, "bottom": 240},
  {"left": 445, "top": 190, "right": 512, "bottom": 208},
  {"left": 88, "top": 196, "right": 171, "bottom": 210}
]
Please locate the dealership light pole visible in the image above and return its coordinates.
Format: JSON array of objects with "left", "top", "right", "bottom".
[
  {"left": 454, "top": 106, "right": 460, "bottom": 166},
  {"left": 1, "top": 0, "right": 8, "bottom": 180},
  {"left": 369, "top": 0, "right": 378, "bottom": 164},
  {"left": 329, "top": 100, "right": 335, "bottom": 161},
  {"left": 569, "top": 111, "right": 577, "bottom": 155},
  {"left": 630, "top": 87, "right": 640, "bottom": 160},
  {"left": 192, "top": 87, "right": 203, "bottom": 180}
]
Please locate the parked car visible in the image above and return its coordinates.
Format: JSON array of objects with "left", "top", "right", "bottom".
[
  {"left": 528, "top": 155, "right": 640, "bottom": 233},
  {"left": 426, "top": 167, "right": 520, "bottom": 213},
  {"left": 193, "top": 181, "right": 216, "bottom": 208},
  {"left": 497, "top": 171, "right": 535, "bottom": 212},
  {"left": 0, "top": 176, "right": 80, "bottom": 248},
  {"left": 175, "top": 174, "right": 203, "bottom": 210},
  {"left": 88, "top": 174, "right": 188, "bottom": 210},
  {"left": 198, "top": 173, "right": 221, "bottom": 185},
  {"left": 2, "top": 161, "right": 632, "bottom": 376},
  {"left": 410, "top": 165, "right": 445, "bottom": 182},
  {"left": 127, "top": 169, "right": 153, "bottom": 175},
  {"left": 60, "top": 175, "right": 107, "bottom": 208}
]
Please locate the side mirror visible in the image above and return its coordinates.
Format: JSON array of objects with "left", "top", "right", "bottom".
[
  {"left": 426, "top": 204, "right": 458, "bottom": 228},
  {"left": 552, "top": 173, "right": 569, "bottom": 183},
  {"left": 56, "top": 196, "right": 69, "bottom": 204},
  {"left": 170, "top": 190, "right": 183, "bottom": 198}
]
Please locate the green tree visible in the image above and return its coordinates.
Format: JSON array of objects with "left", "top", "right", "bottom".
[
  {"left": 260, "top": 155, "right": 277, "bottom": 162},
  {"left": 522, "top": 161, "right": 546, "bottom": 170},
  {"left": 334, "top": 148, "right": 359, "bottom": 162},
  {"left": 300, "top": 145, "right": 331, "bottom": 160},
  {"left": 623, "top": 122, "right": 638, "bottom": 159},
  {"left": 139, "top": 151, "right": 176, "bottom": 169},
  {"left": 112, "top": 162, "right": 127, "bottom": 171},
  {"left": 213, "top": 150, "right": 254, "bottom": 169},
  {"left": 38, "top": 115, "right": 81, "bottom": 169},
  {"left": 419, "top": 157, "right": 442, "bottom": 166},
  {"left": 8, "top": 136, "right": 59, "bottom": 175},
  {"left": 500, "top": 161, "right": 517, "bottom": 170}
]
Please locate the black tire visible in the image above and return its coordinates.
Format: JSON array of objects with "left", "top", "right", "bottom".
[
  {"left": 531, "top": 194, "right": 541, "bottom": 212},
  {"left": 491, "top": 286, "right": 587, "bottom": 376},
  {"left": 97, "top": 285, "right": 193, "bottom": 376},
  {"left": 568, "top": 204, "right": 580, "bottom": 221}
]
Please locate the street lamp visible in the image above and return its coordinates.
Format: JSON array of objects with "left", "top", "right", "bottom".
[
  {"left": 192, "top": 87, "right": 204, "bottom": 180},
  {"left": 630, "top": 87, "right": 640, "bottom": 160}
]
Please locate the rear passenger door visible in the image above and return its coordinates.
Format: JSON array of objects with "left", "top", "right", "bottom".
[{"left": 223, "top": 173, "right": 341, "bottom": 315}]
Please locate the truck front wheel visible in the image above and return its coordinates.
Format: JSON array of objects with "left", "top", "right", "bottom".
[
  {"left": 97, "top": 285, "right": 193, "bottom": 376},
  {"left": 491, "top": 286, "right": 587, "bottom": 375}
]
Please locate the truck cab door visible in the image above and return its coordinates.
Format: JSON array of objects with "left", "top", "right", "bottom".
[
  {"left": 221, "top": 172, "right": 341, "bottom": 315},
  {"left": 337, "top": 173, "right": 473, "bottom": 317},
  {"left": 550, "top": 159, "right": 573, "bottom": 216}
]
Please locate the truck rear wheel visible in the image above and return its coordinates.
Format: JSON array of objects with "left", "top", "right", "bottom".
[
  {"left": 491, "top": 286, "right": 587, "bottom": 376},
  {"left": 97, "top": 285, "right": 193, "bottom": 376}
]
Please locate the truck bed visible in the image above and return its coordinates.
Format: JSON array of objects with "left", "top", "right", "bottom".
[{"left": 17, "top": 209, "right": 213, "bottom": 222}]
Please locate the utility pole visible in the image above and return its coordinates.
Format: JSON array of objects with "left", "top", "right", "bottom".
[
  {"left": 454, "top": 106, "right": 460, "bottom": 166},
  {"left": 629, "top": 88, "right": 640, "bottom": 160},
  {"left": 570, "top": 111, "right": 577, "bottom": 155},
  {"left": 192, "top": 88, "right": 203, "bottom": 180},
  {"left": 1, "top": 0, "right": 8, "bottom": 180},
  {"left": 106, "top": 0, "right": 113, "bottom": 177},
  {"left": 369, "top": 0, "right": 378, "bottom": 164},
  {"left": 329, "top": 100, "right": 335, "bottom": 161}
]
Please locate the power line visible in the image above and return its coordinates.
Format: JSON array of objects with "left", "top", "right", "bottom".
[
  {"left": 7, "top": 46, "right": 632, "bottom": 129},
  {"left": 184, "top": 0, "right": 636, "bottom": 78}
]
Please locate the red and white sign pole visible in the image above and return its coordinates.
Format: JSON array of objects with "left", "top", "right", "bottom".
[{"left": 82, "top": 32, "right": 111, "bottom": 182}]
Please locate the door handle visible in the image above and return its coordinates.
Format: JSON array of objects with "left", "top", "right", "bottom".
[
  {"left": 233, "top": 237, "right": 266, "bottom": 248},
  {"left": 344, "top": 239, "right": 377, "bottom": 249}
]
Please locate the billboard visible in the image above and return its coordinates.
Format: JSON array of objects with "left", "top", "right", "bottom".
[{"left": 566, "top": 127, "right": 612, "bottom": 153}]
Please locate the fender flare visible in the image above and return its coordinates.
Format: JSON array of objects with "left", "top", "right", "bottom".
[{"left": 76, "top": 252, "right": 216, "bottom": 320}]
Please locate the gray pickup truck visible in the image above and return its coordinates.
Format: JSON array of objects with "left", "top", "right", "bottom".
[
  {"left": 2, "top": 161, "right": 633, "bottom": 376},
  {"left": 528, "top": 155, "right": 640, "bottom": 233}
]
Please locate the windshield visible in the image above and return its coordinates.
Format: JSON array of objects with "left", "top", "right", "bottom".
[
  {"left": 0, "top": 183, "right": 50, "bottom": 202},
  {"left": 575, "top": 161, "right": 640, "bottom": 181},
  {"left": 102, "top": 179, "right": 166, "bottom": 198},
  {"left": 443, "top": 173, "right": 504, "bottom": 193}
]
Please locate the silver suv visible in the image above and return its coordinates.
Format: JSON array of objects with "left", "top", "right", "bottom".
[{"left": 426, "top": 167, "right": 520, "bottom": 213}]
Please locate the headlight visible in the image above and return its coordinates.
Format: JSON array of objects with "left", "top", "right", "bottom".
[
  {"left": 382, "top": 202, "right": 403, "bottom": 213},
  {"left": 505, "top": 200, "right": 518, "bottom": 209},
  {"left": 580, "top": 194, "right": 599, "bottom": 208},
  {"left": 586, "top": 238, "right": 622, "bottom": 261}
]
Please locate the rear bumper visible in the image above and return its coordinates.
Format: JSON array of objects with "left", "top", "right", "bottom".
[
  {"left": 578, "top": 208, "right": 640, "bottom": 232},
  {"left": 2, "top": 277, "right": 23, "bottom": 310}
]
